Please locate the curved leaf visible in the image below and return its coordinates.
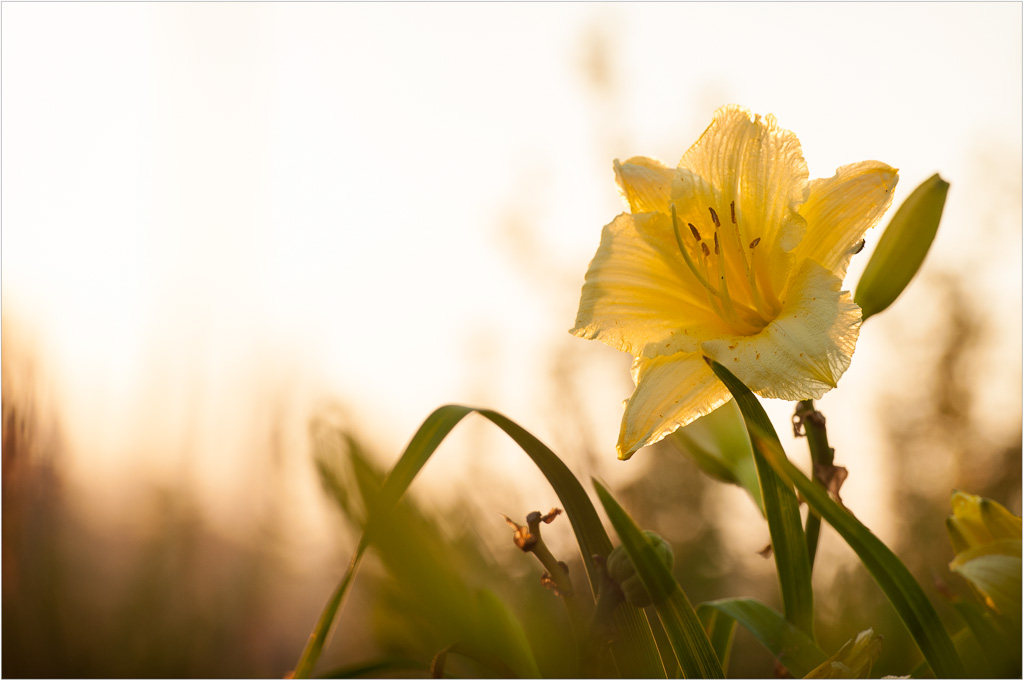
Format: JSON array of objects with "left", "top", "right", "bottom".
[
  {"left": 697, "top": 606, "right": 737, "bottom": 677},
  {"left": 748, "top": 424, "right": 815, "bottom": 638},
  {"left": 294, "top": 405, "right": 665, "bottom": 678},
  {"left": 697, "top": 598, "right": 827, "bottom": 678},
  {"left": 595, "top": 480, "right": 725, "bottom": 678},
  {"left": 672, "top": 394, "right": 813, "bottom": 638},
  {"left": 709, "top": 361, "right": 966, "bottom": 678}
]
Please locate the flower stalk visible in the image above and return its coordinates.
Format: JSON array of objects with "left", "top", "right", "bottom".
[
  {"left": 794, "top": 400, "right": 831, "bottom": 569},
  {"left": 794, "top": 400, "right": 849, "bottom": 570},
  {"left": 502, "top": 509, "right": 590, "bottom": 666}
]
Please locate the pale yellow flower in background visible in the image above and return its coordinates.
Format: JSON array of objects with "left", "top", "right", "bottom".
[
  {"left": 571, "top": 105, "right": 898, "bottom": 459},
  {"left": 804, "top": 628, "right": 883, "bottom": 679},
  {"left": 946, "top": 490, "right": 1022, "bottom": 621}
]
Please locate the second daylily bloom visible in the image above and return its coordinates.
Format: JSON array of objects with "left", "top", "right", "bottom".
[
  {"left": 946, "top": 490, "right": 1022, "bottom": 621},
  {"left": 572, "top": 106, "right": 898, "bottom": 459}
]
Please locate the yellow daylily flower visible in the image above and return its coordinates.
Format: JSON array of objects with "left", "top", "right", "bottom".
[
  {"left": 571, "top": 105, "right": 898, "bottom": 459},
  {"left": 946, "top": 490, "right": 1022, "bottom": 621}
]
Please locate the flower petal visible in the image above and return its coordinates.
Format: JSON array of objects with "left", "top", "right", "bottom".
[
  {"left": 674, "top": 106, "right": 809, "bottom": 291},
  {"left": 796, "top": 161, "right": 899, "bottom": 278},
  {"left": 700, "top": 259, "right": 861, "bottom": 400},
  {"left": 571, "top": 212, "right": 730, "bottom": 357},
  {"left": 948, "top": 490, "right": 1023, "bottom": 552},
  {"left": 614, "top": 156, "right": 675, "bottom": 214},
  {"left": 950, "top": 540, "right": 1023, "bottom": 620},
  {"left": 618, "top": 352, "right": 731, "bottom": 459}
]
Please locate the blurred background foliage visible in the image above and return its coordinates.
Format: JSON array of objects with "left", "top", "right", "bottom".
[
  {"left": 4, "top": 265, "right": 1019, "bottom": 676},
  {"left": 3, "top": 5, "right": 1021, "bottom": 679}
]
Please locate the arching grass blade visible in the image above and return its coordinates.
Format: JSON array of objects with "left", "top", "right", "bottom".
[
  {"left": 595, "top": 480, "right": 725, "bottom": 679},
  {"left": 294, "top": 405, "right": 665, "bottom": 678},
  {"left": 697, "top": 598, "right": 827, "bottom": 678}
]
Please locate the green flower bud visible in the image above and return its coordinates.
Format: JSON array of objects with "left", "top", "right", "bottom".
[
  {"left": 606, "top": 531, "right": 674, "bottom": 607},
  {"left": 855, "top": 173, "right": 949, "bottom": 321},
  {"left": 947, "top": 490, "right": 1022, "bottom": 621}
]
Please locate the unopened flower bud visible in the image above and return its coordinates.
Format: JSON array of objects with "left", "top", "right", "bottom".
[
  {"left": 605, "top": 531, "right": 674, "bottom": 606},
  {"left": 855, "top": 173, "right": 949, "bottom": 321}
]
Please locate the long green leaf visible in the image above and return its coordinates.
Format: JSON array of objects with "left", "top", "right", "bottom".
[
  {"left": 673, "top": 398, "right": 813, "bottom": 637},
  {"left": 294, "top": 405, "right": 665, "bottom": 678},
  {"left": 337, "top": 444, "right": 541, "bottom": 678},
  {"left": 595, "top": 480, "right": 725, "bottom": 679},
  {"left": 748, "top": 420, "right": 815, "bottom": 638},
  {"left": 709, "top": 361, "right": 966, "bottom": 678},
  {"left": 470, "top": 589, "right": 541, "bottom": 678},
  {"left": 697, "top": 607, "right": 737, "bottom": 676},
  {"left": 697, "top": 598, "right": 827, "bottom": 678},
  {"left": 951, "top": 600, "right": 1021, "bottom": 678},
  {"left": 319, "top": 658, "right": 428, "bottom": 678}
]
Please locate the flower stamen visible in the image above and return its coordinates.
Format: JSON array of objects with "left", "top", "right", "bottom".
[
  {"left": 671, "top": 205, "right": 725, "bottom": 319},
  {"left": 671, "top": 205, "right": 768, "bottom": 334},
  {"left": 723, "top": 200, "right": 775, "bottom": 322}
]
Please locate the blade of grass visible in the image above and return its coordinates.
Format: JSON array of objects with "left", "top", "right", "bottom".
[
  {"left": 709, "top": 360, "right": 967, "bottom": 678},
  {"left": 319, "top": 658, "right": 428, "bottom": 678},
  {"left": 697, "top": 598, "right": 827, "bottom": 678},
  {"left": 670, "top": 395, "right": 813, "bottom": 637},
  {"left": 951, "top": 600, "right": 1020, "bottom": 678},
  {"left": 595, "top": 480, "right": 725, "bottom": 678},
  {"left": 294, "top": 542, "right": 367, "bottom": 678},
  {"left": 697, "top": 607, "right": 737, "bottom": 676},
  {"left": 477, "top": 409, "right": 665, "bottom": 678},
  {"left": 670, "top": 386, "right": 814, "bottom": 637},
  {"left": 294, "top": 405, "right": 665, "bottom": 679},
  {"left": 747, "top": 419, "right": 815, "bottom": 638},
  {"left": 472, "top": 588, "right": 542, "bottom": 678}
]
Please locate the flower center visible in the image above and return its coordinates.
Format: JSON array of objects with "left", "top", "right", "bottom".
[{"left": 670, "top": 202, "right": 780, "bottom": 336}]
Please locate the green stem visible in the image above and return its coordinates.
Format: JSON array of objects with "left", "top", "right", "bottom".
[
  {"left": 524, "top": 512, "right": 575, "bottom": 598},
  {"left": 581, "top": 555, "right": 625, "bottom": 678},
  {"left": 520, "top": 512, "right": 589, "bottom": 669},
  {"left": 804, "top": 513, "right": 822, "bottom": 571},
  {"left": 794, "top": 400, "right": 834, "bottom": 572}
]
